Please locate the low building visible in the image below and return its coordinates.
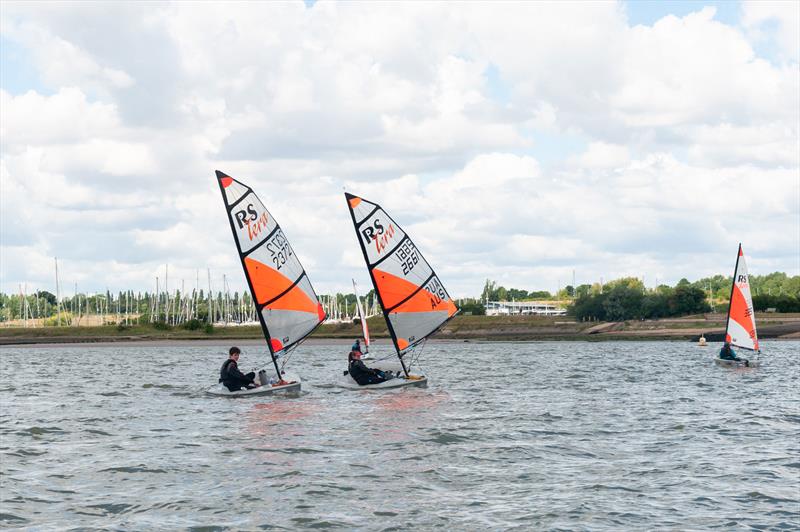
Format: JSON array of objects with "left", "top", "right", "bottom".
[{"left": 485, "top": 300, "right": 567, "bottom": 316}]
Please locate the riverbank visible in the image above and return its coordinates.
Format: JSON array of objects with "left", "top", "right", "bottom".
[{"left": 1, "top": 313, "right": 798, "bottom": 346}]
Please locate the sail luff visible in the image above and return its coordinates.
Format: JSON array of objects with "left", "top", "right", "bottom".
[
  {"left": 216, "top": 171, "right": 282, "bottom": 376},
  {"left": 344, "top": 192, "right": 458, "bottom": 365},
  {"left": 344, "top": 193, "right": 405, "bottom": 364},
  {"left": 723, "top": 243, "right": 741, "bottom": 343},
  {"left": 724, "top": 243, "right": 760, "bottom": 352}
]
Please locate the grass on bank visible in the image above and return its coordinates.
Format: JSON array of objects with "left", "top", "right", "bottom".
[{"left": 1, "top": 313, "right": 797, "bottom": 343}]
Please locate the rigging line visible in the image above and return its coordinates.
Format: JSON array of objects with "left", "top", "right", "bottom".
[
  {"left": 412, "top": 339, "right": 427, "bottom": 375},
  {"left": 384, "top": 272, "right": 436, "bottom": 314},
  {"left": 226, "top": 188, "right": 255, "bottom": 212},
  {"left": 279, "top": 344, "right": 298, "bottom": 372},
  {"left": 370, "top": 234, "right": 411, "bottom": 268}
]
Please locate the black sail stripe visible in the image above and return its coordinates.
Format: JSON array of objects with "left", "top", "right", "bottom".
[
  {"left": 383, "top": 272, "right": 436, "bottom": 314},
  {"left": 260, "top": 272, "right": 308, "bottom": 308},
  {"left": 226, "top": 187, "right": 255, "bottom": 211},
  {"left": 370, "top": 235, "right": 411, "bottom": 268},
  {"left": 356, "top": 205, "right": 381, "bottom": 225}
]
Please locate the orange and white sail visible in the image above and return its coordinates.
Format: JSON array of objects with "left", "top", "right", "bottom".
[
  {"left": 352, "top": 279, "right": 370, "bottom": 352},
  {"left": 345, "top": 193, "right": 457, "bottom": 360},
  {"left": 725, "top": 243, "right": 759, "bottom": 352},
  {"left": 216, "top": 171, "right": 325, "bottom": 364}
]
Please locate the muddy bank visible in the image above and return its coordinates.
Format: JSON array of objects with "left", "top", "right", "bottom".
[{"left": 2, "top": 313, "right": 798, "bottom": 346}]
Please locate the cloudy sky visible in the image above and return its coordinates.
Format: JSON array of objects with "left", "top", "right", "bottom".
[{"left": 1, "top": 1, "right": 798, "bottom": 299}]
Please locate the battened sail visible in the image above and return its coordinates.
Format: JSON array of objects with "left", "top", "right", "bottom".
[
  {"left": 345, "top": 193, "right": 457, "bottom": 357},
  {"left": 216, "top": 171, "right": 325, "bottom": 364},
  {"left": 725, "top": 244, "right": 759, "bottom": 352}
]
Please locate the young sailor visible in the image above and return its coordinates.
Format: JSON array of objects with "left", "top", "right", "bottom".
[
  {"left": 719, "top": 342, "right": 749, "bottom": 366},
  {"left": 219, "top": 347, "right": 259, "bottom": 391},
  {"left": 351, "top": 338, "right": 362, "bottom": 354},
  {"left": 347, "top": 349, "right": 391, "bottom": 386}
]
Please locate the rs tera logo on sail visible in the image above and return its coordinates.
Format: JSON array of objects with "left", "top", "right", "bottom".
[
  {"left": 234, "top": 204, "right": 269, "bottom": 241},
  {"left": 361, "top": 219, "right": 395, "bottom": 254},
  {"left": 737, "top": 274, "right": 748, "bottom": 284}
]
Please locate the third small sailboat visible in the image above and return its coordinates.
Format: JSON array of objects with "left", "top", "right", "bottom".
[{"left": 716, "top": 243, "right": 761, "bottom": 368}]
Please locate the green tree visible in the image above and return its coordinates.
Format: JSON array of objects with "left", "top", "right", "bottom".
[
  {"left": 602, "top": 284, "right": 645, "bottom": 321},
  {"left": 36, "top": 291, "right": 57, "bottom": 306},
  {"left": 668, "top": 285, "right": 709, "bottom": 315}
]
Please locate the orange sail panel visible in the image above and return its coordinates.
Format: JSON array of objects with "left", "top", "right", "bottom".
[
  {"left": 216, "top": 170, "right": 325, "bottom": 357},
  {"left": 345, "top": 192, "right": 458, "bottom": 355},
  {"left": 725, "top": 244, "right": 759, "bottom": 351}
]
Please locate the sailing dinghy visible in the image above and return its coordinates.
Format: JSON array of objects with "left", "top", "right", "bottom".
[
  {"left": 715, "top": 243, "right": 761, "bottom": 368},
  {"left": 339, "top": 193, "right": 458, "bottom": 390},
  {"left": 207, "top": 171, "right": 326, "bottom": 396}
]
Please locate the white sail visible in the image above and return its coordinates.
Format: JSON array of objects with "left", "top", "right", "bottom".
[
  {"left": 725, "top": 244, "right": 759, "bottom": 352},
  {"left": 216, "top": 170, "right": 326, "bottom": 361},
  {"left": 345, "top": 193, "right": 458, "bottom": 360},
  {"left": 352, "top": 279, "right": 371, "bottom": 352}
]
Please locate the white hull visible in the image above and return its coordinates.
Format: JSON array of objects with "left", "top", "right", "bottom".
[
  {"left": 714, "top": 358, "right": 760, "bottom": 368},
  {"left": 336, "top": 373, "right": 428, "bottom": 390},
  {"left": 207, "top": 371, "right": 302, "bottom": 397}
]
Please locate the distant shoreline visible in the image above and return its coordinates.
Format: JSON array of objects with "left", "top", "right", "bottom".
[{"left": 1, "top": 314, "right": 798, "bottom": 347}]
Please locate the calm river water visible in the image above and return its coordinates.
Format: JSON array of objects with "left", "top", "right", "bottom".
[{"left": 1, "top": 340, "right": 798, "bottom": 530}]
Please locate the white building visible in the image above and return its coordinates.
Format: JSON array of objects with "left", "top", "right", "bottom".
[{"left": 485, "top": 300, "right": 567, "bottom": 316}]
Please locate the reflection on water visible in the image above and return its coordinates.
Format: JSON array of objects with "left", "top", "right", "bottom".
[{"left": 0, "top": 341, "right": 798, "bottom": 530}]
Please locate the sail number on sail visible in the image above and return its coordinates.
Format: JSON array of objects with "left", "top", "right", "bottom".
[
  {"left": 265, "top": 229, "right": 294, "bottom": 270},
  {"left": 425, "top": 277, "right": 448, "bottom": 309},
  {"left": 397, "top": 239, "right": 419, "bottom": 274}
]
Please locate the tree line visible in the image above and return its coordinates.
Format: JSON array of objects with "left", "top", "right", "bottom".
[{"left": 476, "top": 272, "right": 800, "bottom": 319}]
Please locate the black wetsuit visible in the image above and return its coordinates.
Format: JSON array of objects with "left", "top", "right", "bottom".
[
  {"left": 219, "top": 359, "right": 256, "bottom": 391},
  {"left": 348, "top": 358, "right": 389, "bottom": 386}
]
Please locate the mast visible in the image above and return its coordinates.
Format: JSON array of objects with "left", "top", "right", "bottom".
[
  {"left": 724, "top": 243, "right": 742, "bottom": 343},
  {"left": 54, "top": 257, "right": 62, "bottom": 326},
  {"left": 344, "top": 193, "right": 410, "bottom": 377},
  {"left": 353, "top": 278, "right": 370, "bottom": 352}
]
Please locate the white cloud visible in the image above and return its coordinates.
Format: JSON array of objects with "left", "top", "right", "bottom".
[
  {"left": 742, "top": 0, "right": 800, "bottom": 62},
  {"left": 0, "top": 88, "right": 121, "bottom": 144},
  {"left": 574, "top": 142, "right": 631, "bottom": 169},
  {"left": 0, "top": 2, "right": 797, "bottom": 298}
]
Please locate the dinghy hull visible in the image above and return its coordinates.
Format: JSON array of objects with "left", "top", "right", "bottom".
[
  {"left": 714, "top": 358, "right": 760, "bottom": 368},
  {"left": 207, "top": 372, "right": 302, "bottom": 397},
  {"left": 337, "top": 374, "right": 427, "bottom": 390}
]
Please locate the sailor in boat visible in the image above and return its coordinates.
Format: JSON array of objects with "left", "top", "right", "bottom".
[
  {"left": 719, "top": 342, "right": 749, "bottom": 367},
  {"left": 352, "top": 338, "right": 362, "bottom": 355},
  {"left": 219, "top": 347, "right": 260, "bottom": 391},
  {"left": 347, "top": 349, "right": 393, "bottom": 385}
]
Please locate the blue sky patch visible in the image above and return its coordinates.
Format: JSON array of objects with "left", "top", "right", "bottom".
[
  {"left": 0, "top": 36, "right": 49, "bottom": 96},
  {"left": 624, "top": 0, "right": 741, "bottom": 27}
]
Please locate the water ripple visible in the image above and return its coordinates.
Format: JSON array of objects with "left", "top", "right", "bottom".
[{"left": 0, "top": 341, "right": 797, "bottom": 530}]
